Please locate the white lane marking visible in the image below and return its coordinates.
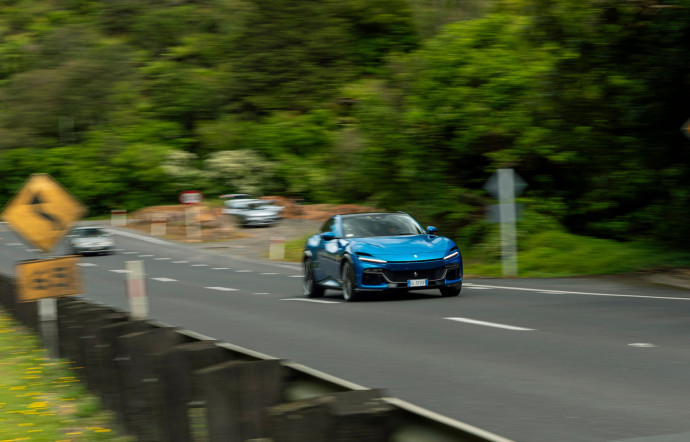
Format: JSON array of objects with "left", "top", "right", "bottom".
[
  {"left": 445, "top": 317, "right": 536, "bottom": 331},
  {"left": 629, "top": 343, "right": 656, "bottom": 348},
  {"left": 467, "top": 286, "right": 490, "bottom": 290},
  {"left": 254, "top": 293, "right": 270, "bottom": 295},
  {"left": 26, "top": 248, "right": 41, "bottom": 252},
  {"left": 123, "top": 251, "right": 138, "bottom": 255},
  {"left": 192, "top": 264, "right": 208, "bottom": 267},
  {"left": 205, "top": 287, "right": 237, "bottom": 292},
  {"left": 78, "top": 263, "right": 98, "bottom": 267},
  {"left": 155, "top": 257, "right": 171, "bottom": 261},
  {"left": 139, "top": 254, "right": 153, "bottom": 257},
  {"left": 468, "top": 283, "right": 690, "bottom": 301},
  {"left": 235, "top": 270, "right": 251, "bottom": 273},
  {"left": 281, "top": 298, "right": 340, "bottom": 304},
  {"left": 110, "top": 269, "right": 131, "bottom": 274},
  {"left": 261, "top": 273, "right": 278, "bottom": 275},
  {"left": 114, "top": 248, "right": 125, "bottom": 252},
  {"left": 110, "top": 229, "right": 171, "bottom": 245},
  {"left": 288, "top": 275, "right": 302, "bottom": 278},
  {"left": 173, "top": 261, "right": 188, "bottom": 264},
  {"left": 151, "top": 277, "right": 177, "bottom": 282},
  {"left": 6, "top": 243, "right": 22, "bottom": 246},
  {"left": 212, "top": 267, "right": 229, "bottom": 270}
]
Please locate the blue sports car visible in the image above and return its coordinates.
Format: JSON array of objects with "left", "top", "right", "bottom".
[{"left": 303, "top": 212, "right": 463, "bottom": 301}]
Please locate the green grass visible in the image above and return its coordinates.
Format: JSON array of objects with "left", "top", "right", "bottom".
[
  {"left": 464, "top": 230, "right": 690, "bottom": 278},
  {"left": 0, "top": 309, "right": 132, "bottom": 442}
]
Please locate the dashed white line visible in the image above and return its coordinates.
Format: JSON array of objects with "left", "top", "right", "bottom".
[
  {"left": 6, "top": 243, "right": 22, "bottom": 246},
  {"left": 139, "top": 255, "right": 153, "bottom": 257},
  {"left": 629, "top": 343, "right": 656, "bottom": 348},
  {"left": 123, "top": 251, "right": 138, "bottom": 255},
  {"left": 192, "top": 264, "right": 208, "bottom": 267},
  {"left": 205, "top": 287, "right": 237, "bottom": 292},
  {"left": 288, "top": 275, "right": 302, "bottom": 278},
  {"left": 235, "top": 270, "right": 251, "bottom": 273},
  {"left": 281, "top": 298, "right": 340, "bottom": 304},
  {"left": 77, "top": 263, "right": 98, "bottom": 267},
  {"left": 173, "top": 261, "right": 188, "bottom": 264},
  {"left": 466, "top": 283, "right": 690, "bottom": 301},
  {"left": 212, "top": 268, "right": 229, "bottom": 270},
  {"left": 253, "top": 293, "right": 270, "bottom": 295},
  {"left": 445, "top": 317, "right": 535, "bottom": 331},
  {"left": 261, "top": 273, "right": 278, "bottom": 275},
  {"left": 151, "top": 277, "right": 177, "bottom": 282},
  {"left": 155, "top": 258, "right": 171, "bottom": 261},
  {"left": 110, "top": 269, "right": 131, "bottom": 274}
]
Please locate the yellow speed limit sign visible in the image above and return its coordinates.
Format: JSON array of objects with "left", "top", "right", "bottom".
[{"left": 15, "top": 256, "right": 83, "bottom": 302}]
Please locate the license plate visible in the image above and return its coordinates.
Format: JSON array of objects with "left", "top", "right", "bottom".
[{"left": 407, "top": 279, "right": 427, "bottom": 287}]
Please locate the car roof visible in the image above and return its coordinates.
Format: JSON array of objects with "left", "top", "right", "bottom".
[{"left": 340, "top": 212, "right": 406, "bottom": 218}]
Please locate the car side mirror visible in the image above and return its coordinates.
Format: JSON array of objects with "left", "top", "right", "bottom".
[
  {"left": 321, "top": 232, "right": 336, "bottom": 241},
  {"left": 426, "top": 226, "right": 438, "bottom": 234}
]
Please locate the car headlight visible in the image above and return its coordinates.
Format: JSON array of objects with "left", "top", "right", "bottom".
[
  {"left": 358, "top": 256, "right": 387, "bottom": 263},
  {"left": 444, "top": 250, "right": 459, "bottom": 260}
]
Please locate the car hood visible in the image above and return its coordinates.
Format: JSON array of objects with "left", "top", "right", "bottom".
[{"left": 350, "top": 235, "right": 454, "bottom": 261}]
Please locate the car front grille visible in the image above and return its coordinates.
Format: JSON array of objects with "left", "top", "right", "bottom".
[{"left": 382, "top": 267, "right": 445, "bottom": 283}]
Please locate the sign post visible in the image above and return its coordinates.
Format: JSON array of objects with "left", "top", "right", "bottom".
[{"left": 484, "top": 169, "right": 526, "bottom": 276}]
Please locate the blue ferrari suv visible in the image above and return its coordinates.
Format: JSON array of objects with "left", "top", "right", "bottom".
[{"left": 303, "top": 212, "right": 462, "bottom": 301}]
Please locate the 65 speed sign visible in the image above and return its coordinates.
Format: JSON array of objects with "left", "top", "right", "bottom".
[{"left": 179, "top": 190, "right": 204, "bottom": 205}]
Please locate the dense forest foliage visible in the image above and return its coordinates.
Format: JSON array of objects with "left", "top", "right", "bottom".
[{"left": 1, "top": 0, "right": 690, "bottom": 249}]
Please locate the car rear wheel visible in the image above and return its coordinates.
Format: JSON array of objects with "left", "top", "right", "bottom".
[
  {"left": 303, "top": 259, "right": 324, "bottom": 298},
  {"left": 341, "top": 262, "right": 360, "bottom": 302},
  {"left": 440, "top": 283, "right": 462, "bottom": 297}
]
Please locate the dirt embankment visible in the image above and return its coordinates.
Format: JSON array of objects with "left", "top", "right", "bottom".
[{"left": 125, "top": 197, "right": 380, "bottom": 243}]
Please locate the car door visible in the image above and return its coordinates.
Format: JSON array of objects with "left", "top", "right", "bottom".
[{"left": 315, "top": 216, "right": 340, "bottom": 281}]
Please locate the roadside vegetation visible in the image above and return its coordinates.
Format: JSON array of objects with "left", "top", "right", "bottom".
[
  {"left": 2, "top": 0, "right": 690, "bottom": 274},
  {"left": 0, "top": 309, "right": 130, "bottom": 441}
]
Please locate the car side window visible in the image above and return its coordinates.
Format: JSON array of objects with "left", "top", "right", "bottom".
[{"left": 320, "top": 217, "right": 336, "bottom": 236}]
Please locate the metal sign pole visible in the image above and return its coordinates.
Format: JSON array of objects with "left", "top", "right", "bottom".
[{"left": 498, "top": 169, "right": 518, "bottom": 276}]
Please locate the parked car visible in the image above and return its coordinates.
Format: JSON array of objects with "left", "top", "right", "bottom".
[
  {"left": 303, "top": 212, "right": 462, "bottom": 301},
  {"left": 222, "top": 199, "right": 283, "bottom": 227},
  {"left": 68, "top": 226, "right": 115, "bottom": 255}
]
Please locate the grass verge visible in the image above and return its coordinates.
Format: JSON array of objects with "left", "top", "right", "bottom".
[{"left": 0, "top": 309, "right": 132, "bottom": 442}]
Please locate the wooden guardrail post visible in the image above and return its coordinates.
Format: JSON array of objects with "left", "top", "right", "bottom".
[
  {"left": 153, "top": 340, "right": 231, "bottom": 442},
  {"left": 195, "top": 359, "right": 283, "bottom": 442},
  {"left": 265, "top": 389, "right": 394, "bottom": 442},
  {"left": 115, "top": 327, "right": 185, "bottom": 441}
]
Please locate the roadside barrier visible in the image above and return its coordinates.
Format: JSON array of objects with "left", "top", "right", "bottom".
[{"left": 0, "top": 273, "right": 514, "bottom": 442}]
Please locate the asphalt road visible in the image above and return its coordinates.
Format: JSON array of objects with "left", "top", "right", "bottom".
[{"left": 1, "top": 223, "right": 690, "bottom": 442}]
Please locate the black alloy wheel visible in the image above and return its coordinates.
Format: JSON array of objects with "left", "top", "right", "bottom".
[
  {"left": 303, "top": 259, "right": 325, "bottom": 298},
  {"left": 341, "top": 262, "right": 360, "bottom": 302}
]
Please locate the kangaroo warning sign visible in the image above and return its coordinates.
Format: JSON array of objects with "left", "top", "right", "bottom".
[{"left": 1, "top": 174, "right": 87, "bottom": 252}]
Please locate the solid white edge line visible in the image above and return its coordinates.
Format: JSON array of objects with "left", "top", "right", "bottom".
[
  {"left": 445, "top": 317, "right": 535, "bottom": 331},
  {"left": 281, "top": 298, "right": 340, "bottom": 304},
  {"left": 110, "top": 228, "right": 172, "bottom": 245},
  {"left": 205, "top": 287, "right": 237, "bottom": 291},
  {"left": 468, "top": 283, "right": 690, "bottom": 301}
]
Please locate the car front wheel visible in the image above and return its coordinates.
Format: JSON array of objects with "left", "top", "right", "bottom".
[
  {"left": 341, "top": 262, "right": 360, "bottom": 302},
  {"left": 303, "top": 259, "right": 325, "bottom": 298},
  {"left": 440, "top": 282, "right": 462, "bottom": 297}
]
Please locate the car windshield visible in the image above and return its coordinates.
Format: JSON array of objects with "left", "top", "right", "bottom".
[
  {"left": 342, "top": 213, "right": 425, "bottom": 238},
  {"left": 75, "top": 228, "right": 108, "bottom": 238}
]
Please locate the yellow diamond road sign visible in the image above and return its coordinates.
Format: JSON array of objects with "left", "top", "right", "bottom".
[{"left": 1, "top": 174, "right": 87, "bottom": 252}]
